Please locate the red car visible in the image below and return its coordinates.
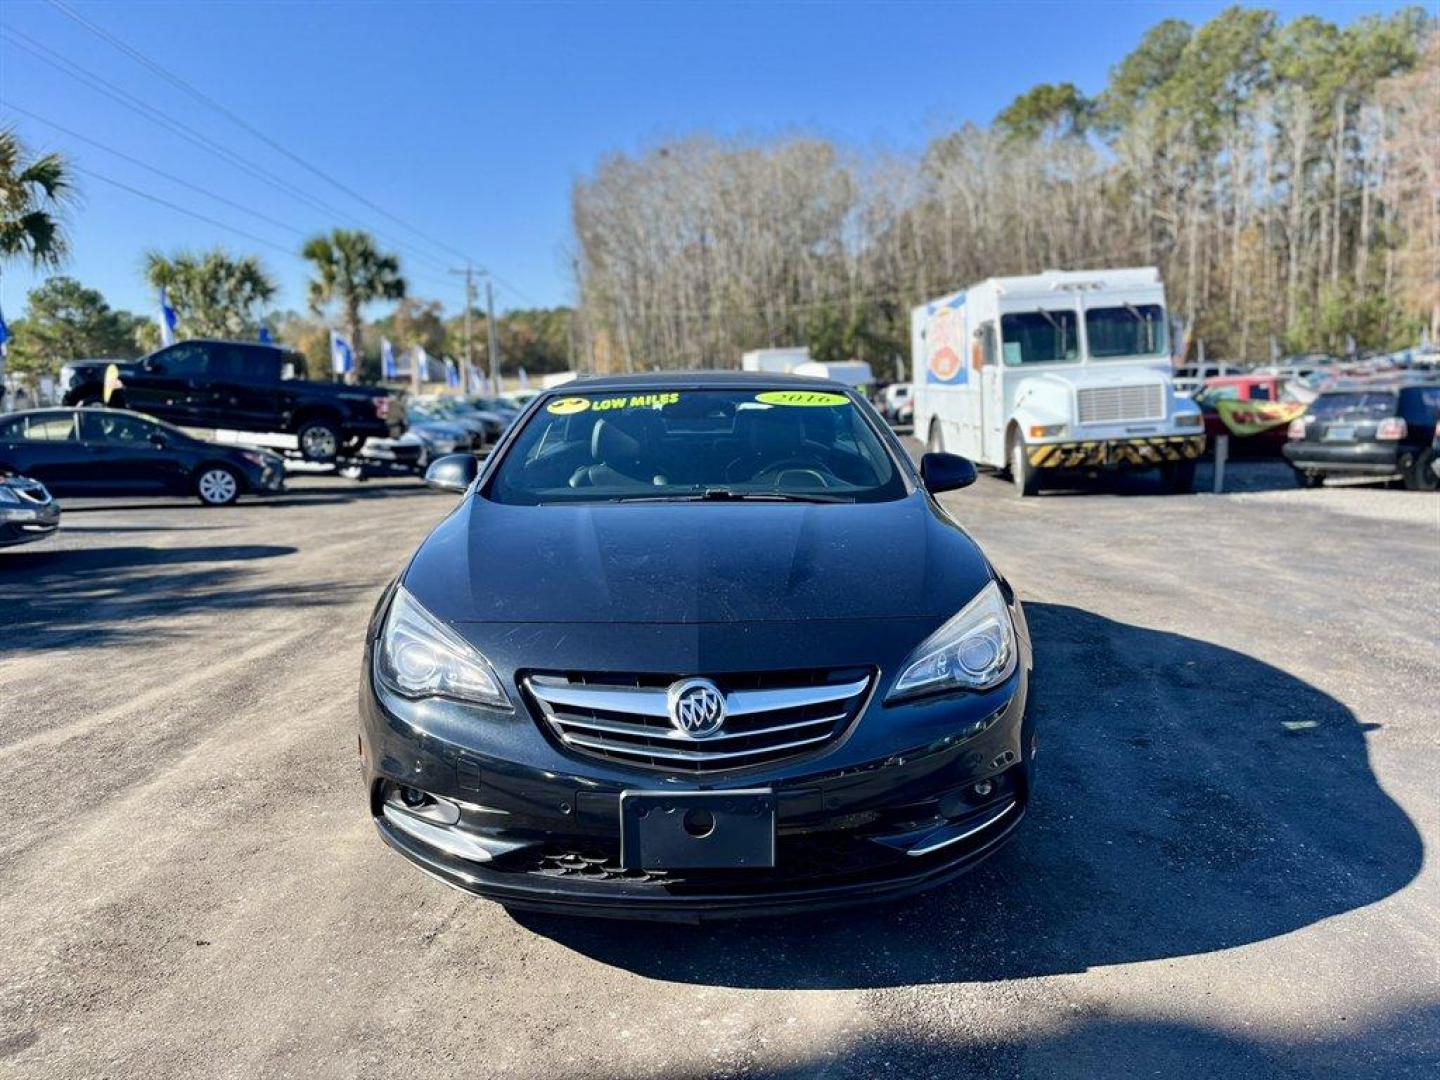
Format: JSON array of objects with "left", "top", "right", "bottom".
[{"left": 1193, "top": 375, "right": 1302, "bottom": 457}]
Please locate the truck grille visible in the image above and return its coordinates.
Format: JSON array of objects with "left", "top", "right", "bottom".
[
  {"left": 1076, "top": 384, "right": 1165, "bottom": 425},
  {"left": 524, "top": 668, "right": 872, "bottom": 774}
]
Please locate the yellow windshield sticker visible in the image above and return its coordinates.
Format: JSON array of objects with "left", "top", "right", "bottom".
[
  {"left": 546, "top": 396, "right": 591, "bottom": 415},
  {"left": 755, "top": 390, "right": 850, "bottom": 407},
  {"left": 547, "top": 392, "right": 681, "bottom": 415}
]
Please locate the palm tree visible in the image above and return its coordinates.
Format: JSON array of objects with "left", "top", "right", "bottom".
[
  {"left": 0, "top": 128, "right": 71, "bottom": 271},
  {"left": 301, "top": 229, "right": 406, "bottom": 371},
  {"left": 143, "top": 248, "right": 278, "bottom": 338}
]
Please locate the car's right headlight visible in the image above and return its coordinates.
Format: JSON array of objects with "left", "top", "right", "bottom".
[
  {"left": 886, "top": 580, "right": 1017, "bottom": 702},
  {"left": 376, "top": 586, "right": 511, "bottom": 709}
]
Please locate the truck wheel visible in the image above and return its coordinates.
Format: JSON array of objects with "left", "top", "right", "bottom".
[
  {"left": 1403, "top": 450, "right": 1438, "bottom": 492},
  {"left": 927, "top": 421, "right": 944, "bottom": 454},
  {"left": 1161, "top": 460, "right": 1196, "bottom": 494},
  {"left": 195, "top": 465, "right": 241, "bottom": 506},
  {"left": 1010, "top": 433, "right": 1041, "bottom": 497},
  {"left": 297, "top": 419, "right": 341, "bottom": 463}
]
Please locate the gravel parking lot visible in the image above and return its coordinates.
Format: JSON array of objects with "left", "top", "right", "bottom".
[{"left": 2, "top": 463, "right": 1437, "bottom": 1079}]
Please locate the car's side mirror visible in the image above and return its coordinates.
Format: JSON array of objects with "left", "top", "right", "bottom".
[
  {"left": 920, "top": 451, "right": 977, "bottom": 494},
  {"left": 424, "top": 453, "right": 478, "bottom": 493},
  {"left": 148, "top": 432, "right": 167, "bottom": 449}
]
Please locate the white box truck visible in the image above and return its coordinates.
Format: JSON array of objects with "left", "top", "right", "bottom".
[
  {"left": 792, "top": 360, "right": 874, "bottom": 390},
  {"left": 742, "top": 347, "right": 811, "bottom": 374},
  {"left": 911, "top": 267, "right": 1203, "bottom": 496}
]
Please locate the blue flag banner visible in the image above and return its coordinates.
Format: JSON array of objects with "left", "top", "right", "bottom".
[
  {"left": 0, "top": 300, "right": 10, "bottom": 356},
  {"left": 330, "top": 330, "right": 355, "bottom": 376},
  {"left": 159, "top": 288, "right": 179, "bottom": 346},
  {"left": 444, "top": 357, "right": 460, "bottom": 388},
  {"left": 381, "top": 338, "right": 398, "bottom": 380},
  {"left": 258, "top": 326, "right": 273, "bottom": 345}
]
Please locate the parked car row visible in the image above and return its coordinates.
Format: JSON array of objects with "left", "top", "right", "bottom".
[{"left": 0, "top": 339, "right": 540, "bottom": 552}]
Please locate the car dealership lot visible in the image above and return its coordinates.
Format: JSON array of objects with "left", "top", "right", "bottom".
[{"left": 1, "top": 468, "right": 1436, "bottom": 1078}]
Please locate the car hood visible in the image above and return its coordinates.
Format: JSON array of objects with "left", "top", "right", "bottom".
[{"left": 404, "top": 492, "right": 993, "bottom": 626}]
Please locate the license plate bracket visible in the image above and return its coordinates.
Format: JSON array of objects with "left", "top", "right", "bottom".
[
  {"left": 1324, "top": 425, "right": 1355, "bottom": 441},
  {"left": 619, "top": 789, "right": 776, "bottom": 870}
]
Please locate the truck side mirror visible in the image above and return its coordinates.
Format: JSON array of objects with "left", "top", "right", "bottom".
[
  {"left": 424, "top": 453, "right": 478, "bottom": 493},
  {"left": 920, "top": 451, "right": 977, "bottom": 494}
]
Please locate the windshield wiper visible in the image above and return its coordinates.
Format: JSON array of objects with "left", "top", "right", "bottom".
[{"left": 616, "top": 487, "right": 852, "bottom": 504}]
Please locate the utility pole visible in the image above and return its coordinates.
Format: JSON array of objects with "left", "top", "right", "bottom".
[
  {"left": 485, "top": 274, "right": 500, "bottom": 390},
  {"left": 449, "top": 263, "right": 480, "bottom": 394}
]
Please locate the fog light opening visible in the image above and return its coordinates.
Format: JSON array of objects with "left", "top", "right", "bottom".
[
  {"left": 400, "top": 785, "right": 429, "bottom": 809},
  {"left": 972, "top": 780, "right": 994, "bottom": 798}
]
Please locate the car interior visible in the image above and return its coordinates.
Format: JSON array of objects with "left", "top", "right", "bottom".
[{"left": 493, "top": 396, "right": 902, "bottom": 502}]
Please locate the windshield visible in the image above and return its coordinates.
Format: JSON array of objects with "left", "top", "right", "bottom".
[
  {"left": 1310, "top": 391, "right": 1398, "bottom": 421},
  {"left": 1086, "top": 304, "right": 1167, "bottom": 358},
  {"left": 1000, "top": 310, "right": 1079, "bottom": 365},
  {"left": 488, "top": 388, "right": 907, "bottom": 505}
]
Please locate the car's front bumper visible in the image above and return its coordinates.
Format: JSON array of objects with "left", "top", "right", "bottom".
[
  {"left": 1027, "top": 434, "right": 1204, "bottom": 470},
  {"left": 358, "top": 628, "right": 1034, "bottom": 921},
  {"left": 0, "top": 503, "right": 61, "bottom": 547}
]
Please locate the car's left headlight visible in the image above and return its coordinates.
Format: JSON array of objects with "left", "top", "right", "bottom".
[
  {"left": 887, "top": 580, "right": 1017, "bottom": 701},
  {"left": 376, "top": 586, "right": 511, "bottom": 709}
]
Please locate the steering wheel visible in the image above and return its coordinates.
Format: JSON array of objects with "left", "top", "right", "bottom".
[{"left": 753, "top": 457, "right": 838, "bottom": 489}]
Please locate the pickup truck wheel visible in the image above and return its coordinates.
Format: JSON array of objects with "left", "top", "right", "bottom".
[
  {"left": 1160, "top": 460, "right": 1197, "bottom": 494},
  {"left": 1010, "top": 434, "right": 1041, "bottom": 497},
  {"left": 297, "top": 419, "right": 341, "bottom": 463},
  {"left": 195, "top": 466, "right": 241, "bottom": 506}
]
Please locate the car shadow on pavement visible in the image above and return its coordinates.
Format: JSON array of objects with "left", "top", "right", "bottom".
[
  {"left": 518, "top": 603, "right": 1422, "bottom": 994},
  {"left": 645, "top": 1000, "right": 1440, "bottom": 1080},
  {"left": 0, "top": 543, "right": 361, "bottom": 653}
]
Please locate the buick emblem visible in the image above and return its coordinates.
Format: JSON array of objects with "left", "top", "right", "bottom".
[{"left": 667, "top": 678, "right": 726, "bottom": 739}]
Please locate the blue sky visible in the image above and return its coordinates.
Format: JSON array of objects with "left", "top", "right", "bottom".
[{"left": 0, "top": 0, "right": 1411, "bottom": 323}]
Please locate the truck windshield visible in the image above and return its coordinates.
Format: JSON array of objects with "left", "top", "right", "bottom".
[
  {"left": 1000, "top": 310, "right": 1079, "bottom": 366},
  {"left": 1086, "top": 304, "right": 1168, "bottom": 358},
  {"left": 488, "top": 388, "right": 907, "bottom": 505}
]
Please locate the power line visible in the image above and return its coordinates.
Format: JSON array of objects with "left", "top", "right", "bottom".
[
  {"left": 1, "top": 100, "right": 310, "bottom": 241},
  {"left": 47, "top": 0, "right": 478, "bottom": 268},
  {"left": 0, "top": 24, "right": 456, "bottom": 279},
  {"left": 73, "top": 166, "right": 300, "bottom": 259}
]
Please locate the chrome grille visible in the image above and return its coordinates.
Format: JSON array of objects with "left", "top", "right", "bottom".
[
  {"left": 525, "top": 668, "right": 872, "bottom": 773},
  {"left": 1076, "top": 384, "right": 1165, "bottom": 425}
]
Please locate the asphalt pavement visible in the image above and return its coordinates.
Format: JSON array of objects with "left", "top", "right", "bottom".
[{"left": 1, "top": 461, "right": 1437, "bottom": 1079}]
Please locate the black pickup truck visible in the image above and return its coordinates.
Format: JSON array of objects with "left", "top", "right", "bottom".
[{"left": 60, "top": 339, "right": 405, "bottom": 462}]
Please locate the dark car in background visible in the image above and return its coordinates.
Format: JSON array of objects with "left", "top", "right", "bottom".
[
  {"left": 60, "top": 339, "right": 405, "bottom": 463},
  {"left": 360, "top": 373, "right": 1033, "bottom": 920},
  {"left": 1283, "top": 383, "right": 1440, "bottom": 490},
  {"left": 0, "top": 408, "right": 284, "bottom": 506},
  {"left": 0, "top": 473, "right": 60, "bottom": 548}
]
